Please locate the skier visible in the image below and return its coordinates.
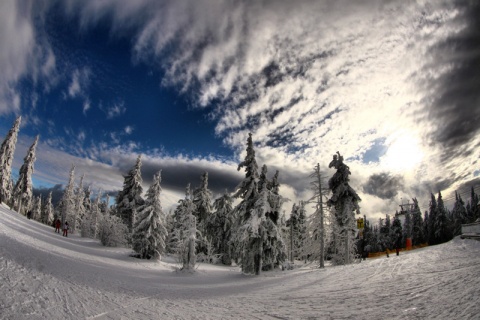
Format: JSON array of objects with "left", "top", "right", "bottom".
[
  {"left": 63, "top": 221, "right": 69, "bottom": 237},
  {"left": 55, "top": 219, "right": 61, "bottom": 233}
]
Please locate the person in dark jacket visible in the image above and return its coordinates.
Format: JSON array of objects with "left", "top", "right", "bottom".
[{"left": 55, "top": 219, "right": 61, "bottom": 233}]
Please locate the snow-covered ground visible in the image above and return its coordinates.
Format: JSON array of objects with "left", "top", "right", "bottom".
[{"left": 1, "top": 205, "right": 479, "bottom": 320}]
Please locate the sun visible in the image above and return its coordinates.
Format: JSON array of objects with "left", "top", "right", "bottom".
[{"left": 382, "top": 132, "right": 424, "bottom": 172}]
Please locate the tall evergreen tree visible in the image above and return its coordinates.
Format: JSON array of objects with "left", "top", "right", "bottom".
[
  {"left": 423, "top": 211, "right": 429, "bottom": 244},
  {"left": 233, "top": 162, "right": 286, "bottom": 274},
  {"left": 391, "top": 215, "right": 403, "bottom": 248},
  {"left": 132, "top": 171, "right": 168, "bottom": 260},
  {"left": 435, "top": 191, "right": 451, "bottom": 244},
  {"left": 466, "top": 187, "right": 479, "bottom": 222},
  {"left": 231, "top": 133, "right": 260, "bottom": 273},
  {"left": 427, "top": 193, "right": 437, "bottom": 245},
  {"left": 411, "top": 198, "right": 425, "bottom": 245},
  {"left": 12, "top": 135, "right": 38, "bottom": 214},
  {"left": 72, "top": 174, "right": 86, "bottom": 232},
  {"left": 41, "top": 191, "right": 54, "bottom": 226},
  {"left": 233, "top": 133, "right": 259, "bottom": 220},
  {"left": 173, "top": 184, "right": 198, "bottom": 270},
  {"left": 31, "top": 196, "right": 42, "bottom": 221},
  {"left": 90, "top": 190, "right": 104, "bottom": 238},
  {"left": 262, "top": 168, "right": 287, "bottom": 271},
  {"left": 116, "top": 155, "right": 144, "bottom": 233},
  {"left": 60, "top": 165, "right": 76, "bottom": 226},
  {"left": 0, "top": 116, "right": 21, "bottom": 203},
  {"left": 452, "top": 192, "right": 467, "bottom": 236},
  {"left": 207, "top": 191, "right": 234, "bottom": 265},
  {"left": 327, "top": 151, "right": 361, "bottom": 265},
  {"left": 193, "top": 171, "right": 213, "bottom": 249},
  {"left": 286, "top": 202, "right": 307, "bottom": 262},
  {"left": 379, "top": 215, "right": 391, "bottom": 251},
  {"left": 232, "top": 134, "right": 287, "bottom": 274},
  {"left": 83, "top": 186, "right": 92, "bottom": 217}
]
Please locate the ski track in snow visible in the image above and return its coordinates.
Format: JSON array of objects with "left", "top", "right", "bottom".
[{"left": 1, "top": 204, "right": 480, "bottom": 320}]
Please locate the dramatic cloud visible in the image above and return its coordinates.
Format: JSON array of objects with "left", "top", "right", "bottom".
[
  {"left": 363, "top": 173, "right": 405, "bottom": 200},
  {"left": 0, "top": 0, "right": 56, "bottom": 114},
  {"left": 1, "top": 0, "right": 478, "bottom": 221}
]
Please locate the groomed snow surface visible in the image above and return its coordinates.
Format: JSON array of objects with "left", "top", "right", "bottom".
[{"left": 1, "top": 205, "right": 479, "bottom": 320}]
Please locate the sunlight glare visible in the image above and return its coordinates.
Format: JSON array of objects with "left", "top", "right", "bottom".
[{"left": 382, "top": 133, "right": 424, "bottom": 172}]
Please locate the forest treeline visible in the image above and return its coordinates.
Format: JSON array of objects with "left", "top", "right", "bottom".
[{"left": 1, "top": 117, "right": 479, "bottom": 274}]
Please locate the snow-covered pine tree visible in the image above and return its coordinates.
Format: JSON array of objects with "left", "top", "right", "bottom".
[
  {"left": 326, "top": 151, "right": 361, "bottom": 265},
  {"left": 391, "top": 215, "right": 403, "bottom": 249},
  {"left": 435, "top": 191, "right": 452, "bottom": 244},
  {"left": 377, "top": 216, "right": 390, "bottom": 253},
  {"left": 132, "top": 171, "right": 168, "bottom": 260},
  {"left": 72, "top": 174, "right": 86, "bottom": 233},
  {"left": 172, "top": 184, "right": 198, "bottom": 270},
  {"left": 193, "top": 172, "right": 213, "bottom": 255},
  {"left": 90, "top": 190, "right": 104, "bottom": 238},
  {"left": 116, "top": 155, "right": 144, "bottom": 233},
  {"left": 231, "top": 133, "right": 259, "bottom": 273},
  {"left": 286, "top": 202, "right": 307, "bottom": 262},
  {"left": 427, "top": 193, "right": 437, "bottom": 245},
  {"left": 466, "top": 187, "right": 479, "bottom": 223},
  {"left": 452, "top": 192, "right": 467, "bottom": 236},
  {"left": 262, "top": 169, "right": 287, "bottom": 271},
  {"left": 411, "top": 198, "right": 425, "bottom": 245},
  {"left": 32, "top": 196, "right": 42, "bottom": 221},
  {"left": 97, "top": 213, "right": 128, "bottom": 247},
  {"left": 41, "top": 191, "right": 54, "bottom": 226},
  {"left": 0, "top": 116, "right": 21, "bottom": 203},
  {"left": 362, "top": 215, "right": 375, "bottom": 252},
  {"left": 59, "top": 165, "right": 76, "bottom": 227},
  {"left": 233, "top": 163, "right": 286, "bottom": 274},
  {"left": 206, "top": 191, "right": 234, "bottom": 265},
  {"left": 96, "top": 191, "right": 128, "bottom": 247},
  {"left": 79, "top": 186, "right": 92, "bottom": 237},
  {"left": 12, "top": 135, "right": 38, "bottom": 215},
  {"left": 423, "top": 211, "right": 429, "bottom": 244}
]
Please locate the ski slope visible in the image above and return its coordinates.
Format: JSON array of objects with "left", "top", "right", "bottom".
[{"left": 1, "top": 204, "right": 479, "bottom": 320}]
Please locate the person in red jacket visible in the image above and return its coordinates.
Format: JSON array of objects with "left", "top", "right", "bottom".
[
  {"left": 55, "top": 219, "right": 61, "bottom": 233},
  {"left": 62, "top": 221, "right": 69, "bottom": 237}
]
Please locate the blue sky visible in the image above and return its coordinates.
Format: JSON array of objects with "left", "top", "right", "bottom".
[{"left": 1, "top": 0, "right": 479, "bottom": 218}]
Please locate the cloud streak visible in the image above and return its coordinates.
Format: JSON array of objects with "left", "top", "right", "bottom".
[{"left": 1, "top": 0, "right": 479, "bottom": 221}]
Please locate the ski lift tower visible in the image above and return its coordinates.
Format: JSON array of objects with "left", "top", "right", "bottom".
[{"left": 397, "top": 198, "right": 415, "bottom": 250}]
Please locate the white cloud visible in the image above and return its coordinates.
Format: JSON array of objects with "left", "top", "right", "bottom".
[
  {"left": 106, "top": 101, "right": 126, "bottom": 119},
  {"left": 67, "top": 67, "right": 91, "bottom": 99},
  {"left": 0, "top": 0, "right": 34, "bottom": 114},
  {"left": 83, "top": 99, "right": 91, "bottom": 115}
]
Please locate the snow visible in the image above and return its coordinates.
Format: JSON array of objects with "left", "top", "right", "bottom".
[{"left": 1, "top": 204, "right": 480, "bottom": 320}]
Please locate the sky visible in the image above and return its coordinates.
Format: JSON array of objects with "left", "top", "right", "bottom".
[{"left": 0, "top": 0, "right": 479, "bottom": 220}]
